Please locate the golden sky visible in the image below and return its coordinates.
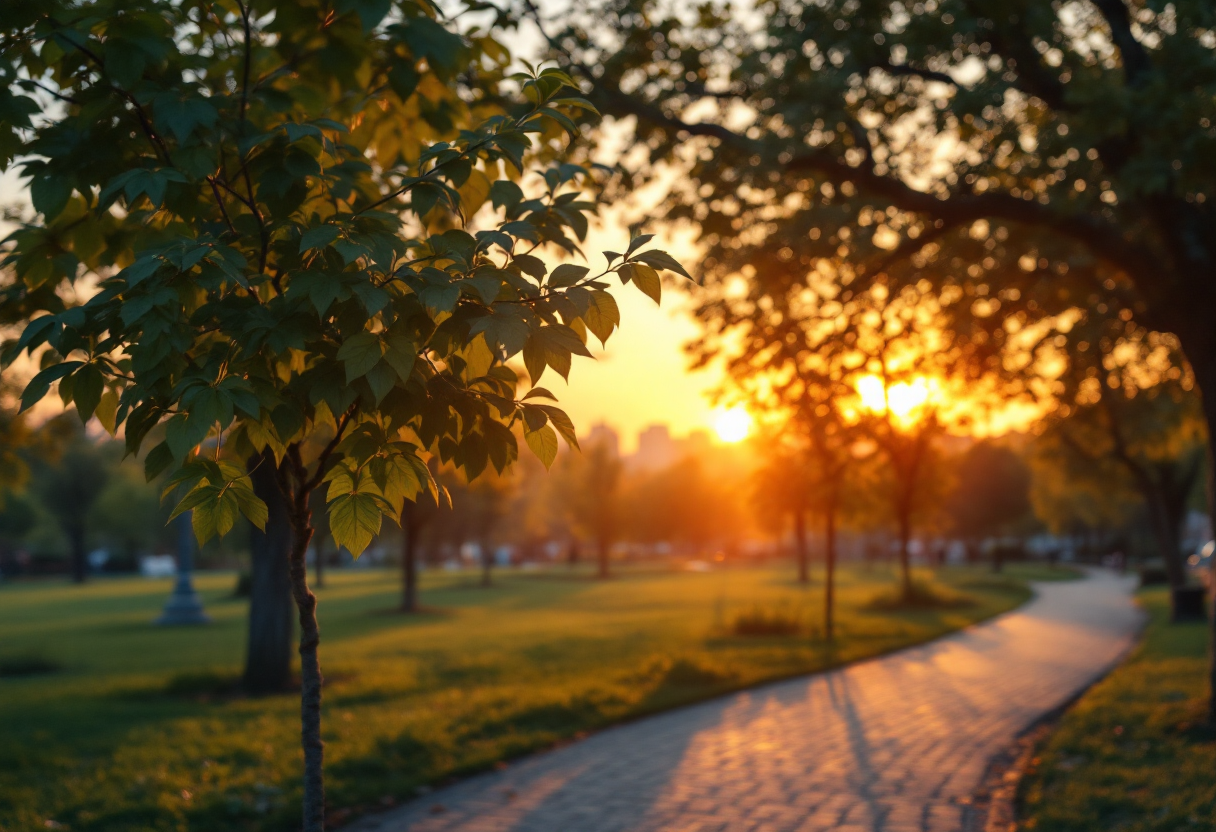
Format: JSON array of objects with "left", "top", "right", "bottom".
[{"left": 548, "top": 213, "right": 726, "bottom": 453}]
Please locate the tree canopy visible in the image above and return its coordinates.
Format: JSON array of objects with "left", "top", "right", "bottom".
[{"left": 2, "top": 0, "right": 686, "bottom": 556}]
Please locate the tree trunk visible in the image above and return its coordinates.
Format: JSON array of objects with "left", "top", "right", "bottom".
[
  {"left": 1174, "top": 323, "right": 1216, "bottom": 722},
  {"left": 824, "top": 503, "right": 836, "bottom": 642},
  {"left": 285, "top": 490, "right": 324, "bottom": 832},
  {"left": 69, "top": 524, "right": 86, "bottom": 584},
  {"left": 1144, "top": 489, "right": 1187, "bottom": 588},
  {"left": 401, "top": 502, "right": 418, "bottom": 613},
  {"left": 481, "top": 545, "right": 492, "bottom": 587},
  {"left": 794, "top": 510, "right": 809, "bottom": 585},
  {"left": 596, "top": 536, "right": 609, "bottom": 579},
  {"left": 243, "top": 453, "right": 294, "bottom": 695},
  {"left": 897, "top": 511, "right": 913, "bottom": 600}
]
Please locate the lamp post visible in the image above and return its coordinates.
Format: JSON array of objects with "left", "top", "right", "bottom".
[{"left": 155, "top": 511, "right": 210, "bottom": 626}]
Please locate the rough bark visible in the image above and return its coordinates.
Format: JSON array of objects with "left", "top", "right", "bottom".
[
  {"left": 243, "top": 453, "right": 294, "bottom": 695},
  {"left": 794, "top": 510, "right": 809, "bottom": 585},
  {"left": 284, "top": 489, "right": 324, "bottom": 832},
  {"left": 401, "top": 502, "right": 418, "bottom": 613}
]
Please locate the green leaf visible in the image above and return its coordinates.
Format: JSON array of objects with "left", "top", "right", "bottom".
[
  {"left": 525, "top": 424, "right": 558, "bottom": 469},
  {"left": 539, "top": 405, "right": 580, "bottom": 450},
  {"left": 337, "top": 332, "right": 384, "bottom": 382},
  {"left": 300, "top": 225, "right": 342, "bottom": 253},
  {"left": 523, "top": 335, "right": 546, "bottom": 385},
  {"left": 144, "top": 441, "right": 175, "bottom": 482},
  {"left": 328, "top": 491, "right": 385, "bottom": 557},
  {"left": 365, "top": 359, "right": 397, "bottom": 403},
  {"left": 20, "top": 362, "right": 80, "bottom": 413},
  {"left": 633, "top": 249, "right": 693, "bottom": 279},
  {"left": 168, "top": 482, "right": 221, "bottom": 524},
  {"left": 228, "top": 477, "right": 268, "bottom": 531},
  {"left": 71, "top": 364, "right": 105, "bottom": 423},
  {"left": 550, "top": 97, "right": 601, "bottom": 115},
  {"left": 626, "top": 234, "right": 654, "bottom": 256},
  {"left": 31, "top": 175, "right": 72, "bottom": 221},
  {"left": 514, "top": 254, "right": 547, "bottom": 278},
  {"left": 194, "top": 487, "right": 241, "bottom": 543},
  {"left": 388, "top": 61, "right": 420, "bottom": 99},
  {"left": 96, "top": 388, "right": 119, "bottom": 435},
  {"left": 631, "top": 263, "right": 662, "bottom": 304},
  {"left": 582, "top": 290, "right": 620, "bottom": 344},
  {"left": 490, "top": 180, "right": 524, "bottom": 210},
  {"left": 383, "top": 334, "right": 416, "bottom": 382},
  {"left": 549, "top": 264, "right": 589, "bottom": 288}
]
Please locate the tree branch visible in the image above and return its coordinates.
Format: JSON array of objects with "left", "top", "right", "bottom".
[
  {"left": 1091, "top": 0, "right": 1152, "bottom": 86},
  {"left": 301, "top": 405, "right": 358, "bottom": 496},
  {"left": 592, "top": 79, "right": 1156, "bottom": 282},
  {"left": 958, "top": 1, "right": 1071, "bottom": 111},
  {"left": 47, "top": 26, "right": 174, "bottom": 165},
  {"left": 876, "top": 61, "right": 959, "bottom": 88},
  {"left": 206, "top": 176, "right": 240, "bottom": 237}
]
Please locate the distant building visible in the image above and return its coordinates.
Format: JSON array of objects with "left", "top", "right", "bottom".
[
  {"left": 584, "top": 422, "right": 621, "bottom": 458},
  {"left": 635, "top": 424, "right": 676, "bottom": 470},
  {"left": 677, "top": 429, "right": 712, "bottom": 460}
]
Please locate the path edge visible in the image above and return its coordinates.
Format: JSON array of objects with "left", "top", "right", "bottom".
[{"left": 964, "top": 584, "right": 1147, "bottom": 832}]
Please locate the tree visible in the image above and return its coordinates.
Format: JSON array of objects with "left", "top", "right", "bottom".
[
  {"left": 751, "top": 447, "right": 815, "bottom": 584},
  {"left": 948, "top": 441, "right": 1033, "bottom": 541},
  {"left": 568, "top": 435, "right": 622, "bottom": 578},
  {"left": 243, "top": 449, "right": 294, "bottom": 695},
  {"left": 549, "top": 0, "right": 1216, "bottom": 714},
  {"left": 35, "top": 418, "right": 109, "bottom": 583},
  {"left": 0, "top": 391, "right": 32, "bottom": 504},
  {"left": 400, "top": 476, "right": 440, "bottom": 612},
  {"left": 1, "top": 3, "right": 685, "bottom": 827},
  {"left": 461, "top": 470, "right": 511, "bottom": 586},
  {"left": 1035, "top": 322, "right": 1205, "bottom": 611}
]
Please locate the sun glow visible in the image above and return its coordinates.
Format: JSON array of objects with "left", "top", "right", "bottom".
[
  {"left": 714, "top": 407, "right": 753, "bottom": 443},
  {"left": 856, "top": 375, "right": 935, "bottom": 424}
]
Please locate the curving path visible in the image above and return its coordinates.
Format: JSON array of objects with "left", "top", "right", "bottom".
[{"left": 348, "top": 569, "right": 1142, "bottom": 832}]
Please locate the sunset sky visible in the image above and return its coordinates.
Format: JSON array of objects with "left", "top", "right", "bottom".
[{"left": 544, "top": 211, "right": 725, "bottom": 452}]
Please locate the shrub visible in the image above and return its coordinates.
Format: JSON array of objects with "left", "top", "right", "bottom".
[
  {"left": 0, "top": 654, "right": 60, "bottom": 678},
  {"left": 868, "top": 579, "right": 974, "bottom": 611},
  {"left": 731, "top": 603, "right": 803, "bottom": 636},
  {"left": 233, "top": 571, "right": 252, "bottom": 598},
  {"left": 1139, "top": 561, "right": 1170, "bottom": 587},
  {"left": 659, "top": 656, "right": 734, "bottom": 687}
]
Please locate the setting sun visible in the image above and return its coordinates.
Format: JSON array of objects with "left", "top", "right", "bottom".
[
  {"left": 714, "top": 407, "right": 752, "bottom": 443},
  {"left": 856, "top": 375, "right": 934, "bottom": 423}
]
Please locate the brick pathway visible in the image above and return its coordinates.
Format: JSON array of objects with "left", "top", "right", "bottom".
[{"left": 348, "top": 569, "right": 1142, "bottom": 832}]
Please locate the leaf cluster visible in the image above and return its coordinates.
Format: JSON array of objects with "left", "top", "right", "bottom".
[{"left": 2, "top": 0, "right": 688, "bottom": 554}]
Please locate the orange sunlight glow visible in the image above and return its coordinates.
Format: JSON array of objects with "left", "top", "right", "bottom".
[
  {"left": 856, "top": 375, "right": 936, "bottom": 425},
  {"left": 714, "top": 407, "right": 753, "bottom": 443}
]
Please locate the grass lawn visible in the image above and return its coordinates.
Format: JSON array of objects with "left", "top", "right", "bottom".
[
  {"left": 0, "top": 561, "right": 1065, "bottom": 832},
  {"left": 1018, "top": 586, "right": 1216, "bottom": 831}
]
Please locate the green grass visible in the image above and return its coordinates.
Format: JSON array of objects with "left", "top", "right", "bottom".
[
  {"left": 1019, "top": 587, "right": 1216, "bottom": 831},
  {"left": 0, "top": 562, "right": 1044, "bottom": 832}
]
